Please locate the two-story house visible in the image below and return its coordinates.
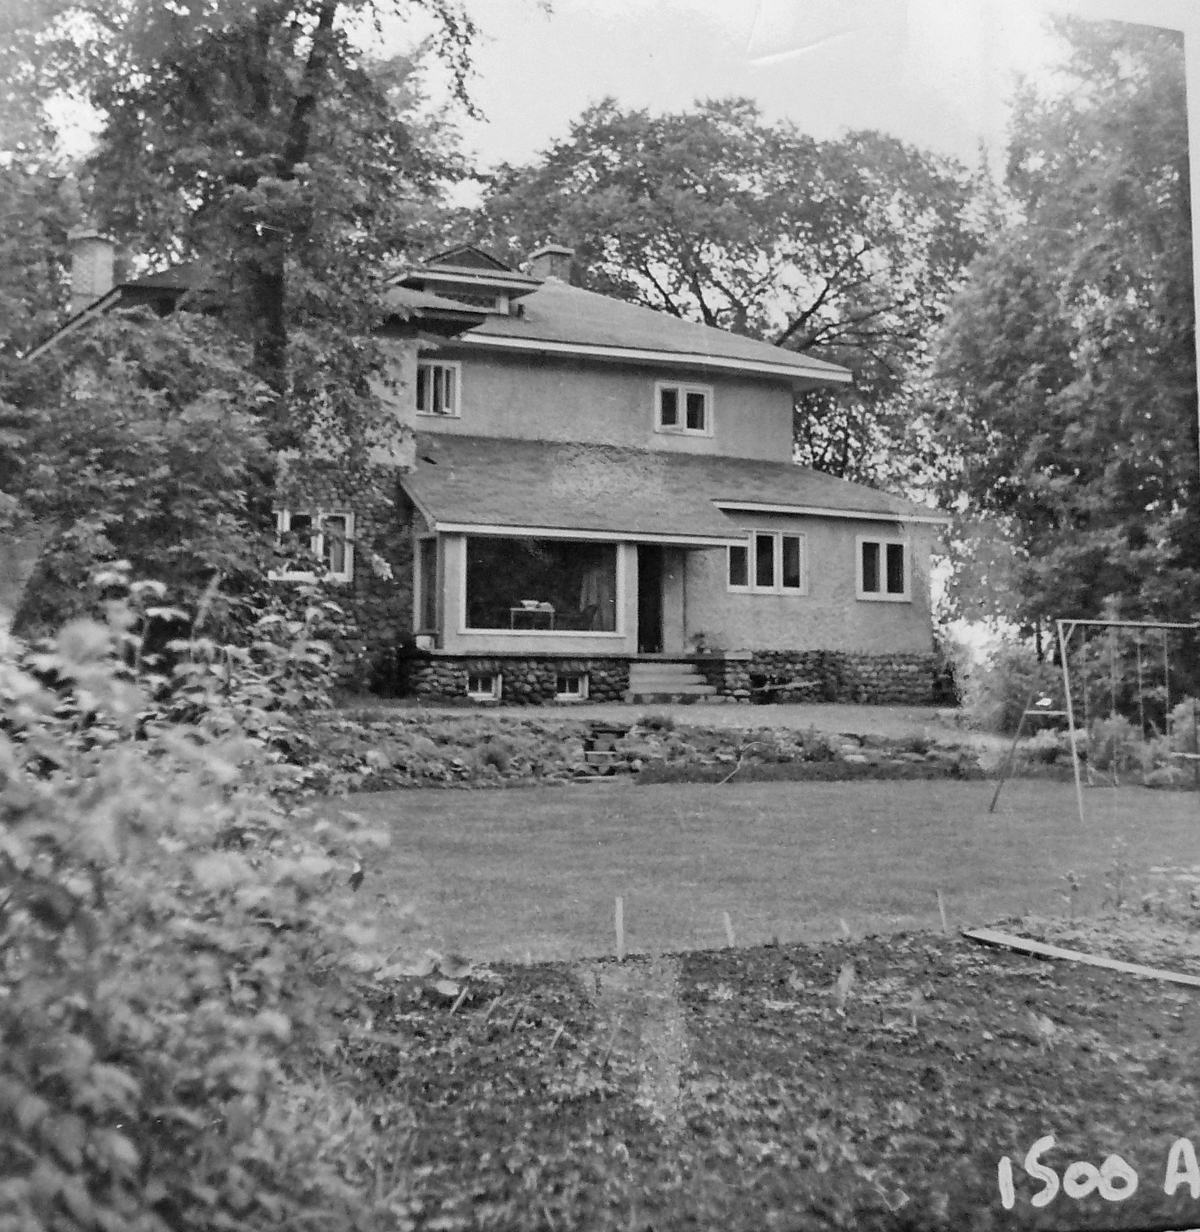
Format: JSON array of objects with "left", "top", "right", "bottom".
[
  {"left": 364, "top": 244, "right": 948, "bottom": 704},
  {"left": 27, "top": 235, "right": 949, "bottom": 704}
]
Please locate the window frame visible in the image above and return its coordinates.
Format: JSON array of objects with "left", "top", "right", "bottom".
[
  {"left": 555, "top": 673, "right": 589, "bottom": 701},
  {"left": 654, "top": 381, "right": 713, "bottom": 437},
  {"left": 726, "top": 531, "right": 807, "bottom": 595},
  {"left": 466, "top": 672, "right": 502, "bottom": 701},
  {"left": 415, "top": 360, "right": 462, "bottom": 418},
  {"left": 272, "top": 509, "right": 355, "bottom": 584},
  {"left": 856, "top": 535, "right": 910, "bottom": 602},
  {"left": 458, "top": 536, "right": 625, "bottom": 638}
]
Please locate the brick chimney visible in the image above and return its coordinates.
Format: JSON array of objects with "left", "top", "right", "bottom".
[
  {"left": 528, "top": 243, "right": 574, "bottom": 283},
  {"left": 68, "top": 227, "right": 116, "bottom": 315}
]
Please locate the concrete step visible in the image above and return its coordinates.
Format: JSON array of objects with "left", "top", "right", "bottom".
[
  {"left": 628, "top": 673, "right": 708, "bottom": 686},
  {"left": 624, "top": 682, "right": 716, "bottom": 704},
  {"left": 628, "top": 662, "right": 707, "bottom": 682}
]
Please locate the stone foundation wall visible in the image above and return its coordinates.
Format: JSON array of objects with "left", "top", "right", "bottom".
[
  {"left": 408, "top": 656, "right": 631, "bottom": 704},
  {"left": 695, "top": 650, "right": 937, "bottom": 705}
]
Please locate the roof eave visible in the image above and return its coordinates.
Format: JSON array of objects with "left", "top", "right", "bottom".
[
  {"left": 453, "top": 333, "right": 853, "bottom": 386},
  {"left": 428, "top": 520, "right": 744, "bottom": 547},
  {"left": 714, "top": 500, "right": 950, "bottom": 525}
]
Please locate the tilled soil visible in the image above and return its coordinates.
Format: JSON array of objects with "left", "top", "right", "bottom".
[{"left": 344, "top": 925, "right": 1200, "bottom": 1231}]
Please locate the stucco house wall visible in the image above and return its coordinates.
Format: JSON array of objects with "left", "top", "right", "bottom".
[
  {"left": 412, "top": 349, "right": 794, "bottom": 462},
  {"left": 685, "top": 513, "right": 937, "bottom": 655}
]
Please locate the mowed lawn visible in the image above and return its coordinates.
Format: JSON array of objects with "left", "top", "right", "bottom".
[{"left": 320, "top": 779, "right": 1200, "bottom": 962}]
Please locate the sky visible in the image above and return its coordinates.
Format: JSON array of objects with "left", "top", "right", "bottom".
[{"left": 389, "top": 0, "right": 1073, "bottom": 183}]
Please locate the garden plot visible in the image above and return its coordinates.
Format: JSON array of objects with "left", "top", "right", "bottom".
[{"left": 342, "top": 919, "right": 1200, "bottom": 1232}]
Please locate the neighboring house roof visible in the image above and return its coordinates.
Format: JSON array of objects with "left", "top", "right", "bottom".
[
  {"left": 433, "top": 279, "right": 853, "bottom": 391},
  {"left": 32, "top": 245, "right": 853, "bottom": 394},
  {"left": 22, "top": 260, "right": 215, "bottom": 361},
  {"left": 26, "top": 258, "right": 487, "bottom": 360},
  {"left": 400, "top": 435, "right": 947, "bottom": 548}
]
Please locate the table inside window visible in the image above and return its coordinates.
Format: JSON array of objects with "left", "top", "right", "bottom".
[{"left": 510, "top": 606, "right": 555, "bottom": 630}]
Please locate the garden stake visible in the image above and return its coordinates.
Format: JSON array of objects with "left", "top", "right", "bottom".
[
  {"left": 449, "top": 986, "right": 469, "bottom": 1015},
  {"left": 543, "top": 1202, "right": 557, "bottom": 1231},
  {"left": 600, "top": 1015, "right": 623, "bottom": 1069},
  {"left": 723, "top": 911, "right": 735, "bottom": 948},
  {"left": 936, "top": 890, "right": 948, "bottom": 936},
  {"left": 615, "top": 895, "right": 625, "bottom": 961},
  {"left": 483, "top": 995, "right": 502, "bottom": 1024},
  {"left": 508, "top": 1000, "right": 526, "bottom": 1032},
  {"left": 549, "top": 1024, "right": 565, "bottom": 1050}
]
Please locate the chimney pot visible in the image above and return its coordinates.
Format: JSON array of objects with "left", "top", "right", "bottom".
[
  {"left": 528, "top": 243, "right": 574, "bottom": 283},
  {"left": 68, "top": 227, "right": 116, "bottom": 315}
]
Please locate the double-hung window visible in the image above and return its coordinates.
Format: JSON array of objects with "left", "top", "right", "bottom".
[
  {"left": 416, "top": 361, "right": 460, "bottom": 417},
  {"left": 656, "top": 382, "right": 712, "bottom": 435},
  {"left": 728, "top": 532, "right": 805, "bottom": 594},
  {"left": 857, "top": 536, "right": 909, "bottom": 601},
  {"left": 273, "top": 509, "right": 355, "bottom": 583}
]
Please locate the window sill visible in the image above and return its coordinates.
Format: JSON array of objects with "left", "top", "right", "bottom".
[
  {"left": 655, "top": 426, "right": 712, "bottom": 438},
  {"left": 269, "top": 570, "right": 352, "bottom": 585},
  {"left": 857, "top": 592, "right": 911, "bottom": 603},
  {"left": 416, "top": 410, "right": 460, "bottom": 418},
  {"left": 460, "top": 628, "right": 623, "bottom": 637},
  {"left": 727, "top": 587, "right": 808, "bottom": 596}
]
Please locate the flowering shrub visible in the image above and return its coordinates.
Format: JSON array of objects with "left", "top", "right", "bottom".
[{"left": 0, "top": 589, "right": 419, "bottom": 1231}]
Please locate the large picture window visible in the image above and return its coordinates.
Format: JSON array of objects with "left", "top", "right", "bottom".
[{"left": 465, "top": 538, "right": 618, "bottom": 632}]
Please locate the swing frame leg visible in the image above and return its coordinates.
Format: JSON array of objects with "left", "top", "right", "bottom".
[
  {"left": 1058, "top": 620, "right": 1087, "bottom": 825},
  {"left": 989, "top": 689, "right": 1037, "bottom": 814}
]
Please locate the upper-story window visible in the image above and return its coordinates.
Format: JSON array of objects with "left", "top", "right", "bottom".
[
  {"left": 656, "top": 381, "right": 712, "bottom": 436},
  {"left": 857, "top": 536, "right": 909, "bottom": 601},
  {"left": 416, "top": 361, "right": 460, "bottom": 417}
]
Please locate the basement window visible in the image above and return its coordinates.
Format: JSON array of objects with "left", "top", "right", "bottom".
[
  {"left": 467, "top": 673, "right": 502, "bottom": 700},
  {"left": 857, "top": 537, "right": 909, "bottom": 601},
  {"left": 556, "top": 673, "right": 589, "bottom": 700}
]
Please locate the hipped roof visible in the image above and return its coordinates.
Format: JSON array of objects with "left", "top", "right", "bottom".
[
  {"left": 438, "top": 280, "right": 852, "bottom": 390},
  {"left": 400, "top": 435, "right": 944, "bottom": 546}
]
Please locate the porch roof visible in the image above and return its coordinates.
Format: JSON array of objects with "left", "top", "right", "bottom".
[{"left": 400, "top": 435, "right": 945, "bottom": 544}]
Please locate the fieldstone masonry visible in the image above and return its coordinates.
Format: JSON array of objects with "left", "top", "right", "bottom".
[
  {"left": 694, "top": 650, "right": 936, "bottom": 706},
  {"left": 401, "top": 651, "right": 935, "bottom": 704},
  {"left": 273, "top": 465, "right": 414, "bottom": 689},
  {"left": 408, "top": 656, "right": 631, "bottom": 704}
]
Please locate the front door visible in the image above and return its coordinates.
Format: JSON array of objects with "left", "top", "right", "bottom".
[{"left": 637, "top": 545, "right": 663, "bottom": 654}]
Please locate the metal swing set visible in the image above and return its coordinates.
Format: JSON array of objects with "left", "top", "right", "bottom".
[{"left": 989, "top": 618, "right": 1200, "bottom": 824}]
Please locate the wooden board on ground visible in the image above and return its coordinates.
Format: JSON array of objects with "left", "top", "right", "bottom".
[{"left": 963, "top": 926, "right": 1200, "bottom": 988}]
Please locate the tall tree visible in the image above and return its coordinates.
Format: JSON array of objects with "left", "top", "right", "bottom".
[
  {"left": 931, "top": 19, "right": 1198, "bottom": 627},
  {"left": 3, "top": 0, "right": 474, "bottom": 450},
  {"left": 465, "top": 97, "right": 984, "bottom": 484},
  {"left": 1, "top": 1, "right": 476, "bottom": 623}
]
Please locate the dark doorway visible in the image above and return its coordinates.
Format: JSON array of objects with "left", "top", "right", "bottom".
[{"left": 637, "top": 545, "right": 663, "bottom": 654}]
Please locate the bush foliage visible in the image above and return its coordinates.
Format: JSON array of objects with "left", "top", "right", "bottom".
[{"left": 0, "top": 576, "right": 423, "bottom": 1232}]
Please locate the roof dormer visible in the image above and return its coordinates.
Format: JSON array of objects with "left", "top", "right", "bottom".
[{"left": 398, "top": 245, "right": 542, "bottom": 315}]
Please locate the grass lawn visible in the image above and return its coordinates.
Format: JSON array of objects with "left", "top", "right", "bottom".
[{"left": 321, "top": 778, "right": 1200, "bottom": 962}]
